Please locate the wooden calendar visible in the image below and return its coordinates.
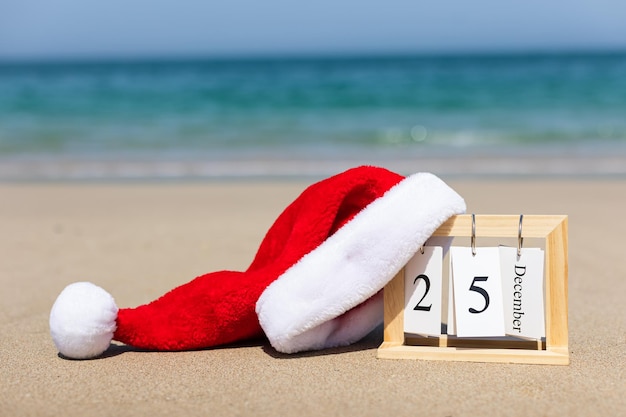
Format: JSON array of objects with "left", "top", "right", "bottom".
[{"left": 377, "top": 214, "right": 569, "bottom": 365}]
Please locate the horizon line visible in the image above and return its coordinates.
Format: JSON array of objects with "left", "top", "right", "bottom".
[{"left": 2, "top": 46, "right": 626, "bottom": 65}]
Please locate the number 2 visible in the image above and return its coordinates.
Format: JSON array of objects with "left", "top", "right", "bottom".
[
  {"left": 412, "top": 274, "right": 432, "bottom": 311},
  {"left": 468, "top": 276, "right": 490, "bottom": 314}
]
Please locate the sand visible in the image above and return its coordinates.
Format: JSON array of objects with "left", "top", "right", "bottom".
[{"left": 1, "top": 176, "right": 625, "bottom": 416}]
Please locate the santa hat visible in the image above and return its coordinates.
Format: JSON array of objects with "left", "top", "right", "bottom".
[{"left": 49, "top": 166, "right": 465, "bottom": 359}]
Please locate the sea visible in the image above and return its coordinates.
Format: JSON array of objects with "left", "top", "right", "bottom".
[{"left": 1, "top": 52, "right": 626, "bottom": 180}]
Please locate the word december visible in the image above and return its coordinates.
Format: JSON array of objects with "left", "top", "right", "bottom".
[{"left": 511, "top": 265, "right": 527, "bottom": 333}]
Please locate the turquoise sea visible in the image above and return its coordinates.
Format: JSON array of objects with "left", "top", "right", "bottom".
[{"left": 1, "top": 52, "right": 625, "bottom": 179}]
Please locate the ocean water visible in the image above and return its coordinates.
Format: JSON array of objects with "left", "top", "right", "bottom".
[{"left": 1, "top": 52, "right": 626, "bottom": 178}]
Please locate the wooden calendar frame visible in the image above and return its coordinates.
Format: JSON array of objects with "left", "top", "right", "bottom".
[{"left": 377, "top": 214, "right": 569, "bottom": 365}]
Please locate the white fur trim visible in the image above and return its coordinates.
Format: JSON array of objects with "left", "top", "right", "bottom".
[
  {"left": 50, "top": 282, "right": 118, "bottom": 359},
  {"left": 256, "top": 172, "right": 466, "bottom": 353}
]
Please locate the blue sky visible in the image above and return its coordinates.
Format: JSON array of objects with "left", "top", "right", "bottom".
[{"left": 1, "top": 0, "right": 625, "bottom": 59}]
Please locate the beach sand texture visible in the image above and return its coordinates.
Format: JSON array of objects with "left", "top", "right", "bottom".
[{"left": 1, "top": 177, "right": 625, "bottom": 416}]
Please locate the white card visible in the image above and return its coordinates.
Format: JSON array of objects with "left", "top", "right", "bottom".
[
  {"left": 499, "top": 246, "right": 546, "bottom": 339},
  {"left": 450, "top": 247, "right": 506, "bottom": 337},
  {"left": 404, "top": 246, "right": 443, "bottom": 336},
  {"left": 447, "top": 252, "right": 456, "bottom": 335}
]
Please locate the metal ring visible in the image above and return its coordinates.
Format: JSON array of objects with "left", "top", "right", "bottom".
[
  {"left": 471, "top": 213, "right": 476, "bottom": 256},
  {"left": 517, "top": 214, "right": 524, "bottom": 258},
  {"left": 419, "top": 245, "right": 425, "bottom": 255}
]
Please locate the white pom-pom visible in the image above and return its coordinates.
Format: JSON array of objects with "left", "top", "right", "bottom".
[{"left": 49, "top": 282, "right": 118, "bottom": 359}]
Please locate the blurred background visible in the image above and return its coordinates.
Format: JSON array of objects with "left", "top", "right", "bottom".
[{"left": 1, "top": 0, "right": 625, "bottom": 179}]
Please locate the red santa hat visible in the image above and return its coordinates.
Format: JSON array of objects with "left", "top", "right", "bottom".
[{"left": 49, "top": 166, "right": 465, "bottom": 359}]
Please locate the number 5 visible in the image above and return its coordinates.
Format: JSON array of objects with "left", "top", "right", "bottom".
[{"left": 468, "top": 276, "right": 490, "bottom": 314}]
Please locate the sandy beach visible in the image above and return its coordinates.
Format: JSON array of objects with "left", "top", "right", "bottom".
[{"left": 1, "top": 174, "right": 625, "bottom": 416}]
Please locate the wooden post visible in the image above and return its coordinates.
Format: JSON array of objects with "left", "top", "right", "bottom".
[{"left": 381, "top": 268, "right": 405, "bottom": 348}]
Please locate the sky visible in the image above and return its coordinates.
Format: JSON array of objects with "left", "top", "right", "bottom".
[{"left": 1, "top": 0, "right": 625, "bottom": 60}]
